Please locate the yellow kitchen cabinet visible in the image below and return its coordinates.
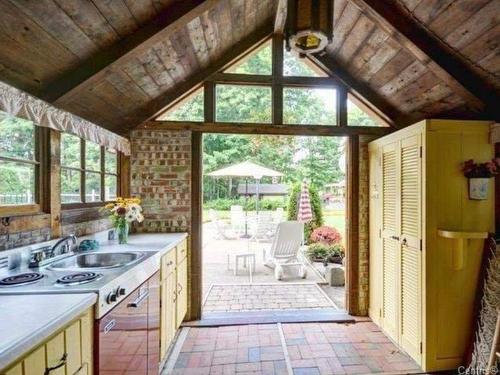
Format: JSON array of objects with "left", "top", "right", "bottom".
[
  {"left": 176, "top": 256, "right": 188, "bottom": 329},
  {"left": 1, "top": 307, "right": 93, "bottom": 375},
  {"left": 369, "top": 120, "right": 494, "bottom": 372},
  {"left": 159, "top": 237, "right": 189, "bottom": 363}
]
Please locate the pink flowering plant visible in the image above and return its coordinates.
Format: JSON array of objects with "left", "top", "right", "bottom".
[
  {"left": 307, "top": 226, "right": 344, "bottom": 263},
  {"left": 310, "top": 226, "right": 342, "bottom": 245},
  {"left": 462, "top": 158, "right": 500, "bottom": 178}
]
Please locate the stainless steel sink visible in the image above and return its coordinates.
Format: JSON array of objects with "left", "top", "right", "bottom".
[{"left": 49, "top": 252, "right": 145, "bottom": 270}]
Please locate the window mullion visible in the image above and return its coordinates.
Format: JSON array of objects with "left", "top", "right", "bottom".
[
  {"left": 81, "top": 139, "right": 86, "bottom": 203},
  {"left": 100, "top": 146, "right": 105, "bottom": 202}
]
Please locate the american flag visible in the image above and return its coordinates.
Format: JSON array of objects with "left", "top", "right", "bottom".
[{"left": 297, "top": 180, "right": 313, "bottom": 223}]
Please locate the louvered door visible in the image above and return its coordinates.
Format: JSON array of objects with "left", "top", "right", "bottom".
[
  {"left": 399, "top": 135, "right": 422, "bottom": 360},
  {"left": 381, "top": 142, "right": 399, "bottom": 340}
]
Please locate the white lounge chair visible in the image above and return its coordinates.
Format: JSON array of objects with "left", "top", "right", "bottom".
[
  {"left": 230, "top": 205, "right": 245, "bottom": 236},
  {"left": 264, "top": 221, "right": 307, "bottom": 280},
  {"left": 209, "top": 209, "right": 233, "bottom": 240},
  {"left": 250, "top": 211, "right": 275, "bottom": 242}
]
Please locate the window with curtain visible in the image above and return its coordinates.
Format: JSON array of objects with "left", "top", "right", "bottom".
[
  {"left": 0, "top": 111, "right": 39, "bottom": 207},
  {"left": 61, "top": 133, "right": 119, "bottom": 205}
]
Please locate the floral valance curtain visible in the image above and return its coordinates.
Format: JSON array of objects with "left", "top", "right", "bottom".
[{"left": 0, "top": 81, "right": 131, "bottom": 155}]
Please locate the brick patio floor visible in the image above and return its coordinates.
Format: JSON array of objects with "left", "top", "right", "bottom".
[
  {"left": 165, "top": 321, "right": 423, "bottom": 375},
  {"left": 204, "top": 284, "right": 335, "bottom": 313}
]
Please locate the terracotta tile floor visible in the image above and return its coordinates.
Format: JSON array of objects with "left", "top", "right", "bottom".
[
  {"left": 204, "top": 284, "right": 335, "bottom": 313},
  {"left": 165, "top": 321, "right": 422, "bottom": 374}
]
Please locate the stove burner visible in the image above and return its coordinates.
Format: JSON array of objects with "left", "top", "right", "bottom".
[
  {"left": 0, "top": 272, "right": 44, "bottom": 286},
  {"left": 56, "top": 272, "right": 102, "bottom": 286}
]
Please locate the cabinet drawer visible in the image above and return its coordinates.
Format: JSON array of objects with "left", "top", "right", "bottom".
[
  {"left": 176, "top": 239, "right": 187, "bottom": 263},
  {"left": 161, "top": 250, "right": 176, "bottom": 280}
]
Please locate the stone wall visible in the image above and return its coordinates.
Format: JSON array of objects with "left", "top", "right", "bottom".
[{"left": 129, "top": 129, "right": 191, "bottom": 233}]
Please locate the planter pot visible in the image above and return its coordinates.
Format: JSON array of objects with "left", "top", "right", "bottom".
[
  {"left": 468, "top": 178, "right": 489, "bottom": 200},
  {"left": 328, "top": 255, "right": 343, "bottom": 264}
]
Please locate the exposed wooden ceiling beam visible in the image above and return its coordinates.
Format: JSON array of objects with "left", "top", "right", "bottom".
[
  {"left": 132, "top": 23, "right": 274, "bottom": 129},
  {"left": 309, "top": 53, "right": 399, "bottom": 128},
  {"left": 40, "top": 0, "right": 219, "bottom": 104},
  {"left": 350, "top": 0, "right": 499, "bottom": 117},
  {"left": 140, "top": 120, "right": 391, "bottom": 136},
  {"left": 274, "top": 0, "right": 288, "bottom": 33}
]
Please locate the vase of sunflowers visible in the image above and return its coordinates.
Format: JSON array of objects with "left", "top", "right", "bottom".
[{"left": 103, "top": 197, "right": 144, "bottom": 244}]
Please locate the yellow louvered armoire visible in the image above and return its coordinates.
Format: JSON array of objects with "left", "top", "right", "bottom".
[{"left": 368, "top": 120, "right": 494, "bottom": 372}]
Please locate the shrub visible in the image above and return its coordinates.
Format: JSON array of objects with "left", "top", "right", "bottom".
[
  {"left": 306, "top": 242, "right": 345, "bottom": 261},
  {"left": 203, "top": 197, "right": 286, "bottom": 211},
  {"left": 310, "top": 226, "right": 342, "bottom": 245},
  {"left": 286, "top": 183, "right": 323, "bottom": 243}
]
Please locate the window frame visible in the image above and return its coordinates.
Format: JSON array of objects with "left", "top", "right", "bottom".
[
  {"left": 0, "top": 123, "right": 42, "bottom": 216},
  {"left": 61, "top": 136, "right": 120, "bottom": 209},
  {"left": 214, "top": 83, "right": 274, "bottom": 124},
  {"left": 282, "top": 85, "right": 339, "bottom": 126}
]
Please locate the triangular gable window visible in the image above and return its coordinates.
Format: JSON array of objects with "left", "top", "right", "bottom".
[
  {"left": 347, "top": 93, "right": 389, "bottom": 127},
  {"left": 284, "top": 49, "right": 328, "bottom": 77},
  {"left": 224, "top": 40, "right": 272, "bottom": 75},
  {"left": 158, "top": 87, "right": 204, "bottom": 122}
]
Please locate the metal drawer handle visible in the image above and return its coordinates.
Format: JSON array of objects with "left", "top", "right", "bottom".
[
  {"left": 44, "top": 353, "right": 67, "bottom": 375},
  {"left": 104, "top": 319, "right": 116, "bottom": 334},
  {"left": 167, "top": 260, "right": 174, "bottom": 266},
  {"left": 390, "top": 235, "right": 400, "bottom": 241},
  {"left": 128, "top": 290, "right": 149, "bottom": 308},
  {"left": 402, "top": 238, "right": 408, "bottom": 247}
]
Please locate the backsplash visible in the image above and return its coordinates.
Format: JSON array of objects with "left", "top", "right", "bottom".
[
  {"left": 130, "top": 129, "right": 192, "bottom": 233},
  {"left": 0, "top": 227, "right": 51, "bottom": 252}
]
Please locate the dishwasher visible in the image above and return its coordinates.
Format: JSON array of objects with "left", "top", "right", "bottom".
[{"left": 95, "top": 272, "right": 160, "bottom": 374}]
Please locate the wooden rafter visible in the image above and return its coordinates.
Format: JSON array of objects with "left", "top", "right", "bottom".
[
  {"left": 350, "top": 0, "right": 499, "bottom": 116},
  {"left": 274, "top": 0, "right": 288, "bottom": 33},
  {"left": 134, "top": 24, "right": 274, "bottom": 128},
  {"left": 309, "top": 54, "right": 399, "bottom": 127},
  {"left": 140, "top": 120, "right": 391, "bottom": 136},
  {"left": 40, "top": 0, "right": 219, "bottom": 104}
]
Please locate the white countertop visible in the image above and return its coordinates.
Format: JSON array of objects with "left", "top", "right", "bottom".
[
  {"left": 0, "top": 293, "right": 97, "bottom": 371},
  {"left": 0, "top": 232, "right": 188, "bottom": 370},
  {"left": 95, "top": 232, "right": 188, "bottom": 257}
]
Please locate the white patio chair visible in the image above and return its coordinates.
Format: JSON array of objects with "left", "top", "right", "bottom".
[
  {"left": 230, "top": 205, "right": 245, "bottom": 236},
  {"left": 209, "top": 209, "right": 233, "bottom": 240},
  {"left": 250, "top": 211, "right": 275, "bottom": 242},
  {"left": 263, "top": 221, "right": 307, "bottom": 280},
  {"left": 272, "top": 207, "right": 284, "bottom": 224}
]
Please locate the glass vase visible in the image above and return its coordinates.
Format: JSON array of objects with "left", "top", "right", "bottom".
[{"left": 117, "top": 222, "right": 129, "bottom": 244}]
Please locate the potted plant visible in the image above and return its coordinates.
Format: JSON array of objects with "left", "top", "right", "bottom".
[
  {"left": 102, "top": 197, "right": 144, "bottom": 244},
  {"left": 462, "top": 158, "right": 500, "bottom": 200},
  {"left": 307, "top": 226, "right": 344, "bottom": 264}
]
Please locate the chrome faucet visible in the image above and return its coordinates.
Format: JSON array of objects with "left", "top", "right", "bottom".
[{"left": 51, "top": 234, "right": 77, "bottom": 256}]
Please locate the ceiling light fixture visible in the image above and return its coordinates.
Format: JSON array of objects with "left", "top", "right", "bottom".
[{"left": 284, "top": 0, "right": 334, "bottom": 57}]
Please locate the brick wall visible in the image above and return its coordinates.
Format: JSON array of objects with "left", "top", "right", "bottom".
[
  {"left": 130, "top": 129, "right": 191, "bottom": 233},
  {"left": 357, "top": 136, "right": 371, "bottom": 315},
  {"left": 0, "top": 225, "right": 51, "bottom": 251}
]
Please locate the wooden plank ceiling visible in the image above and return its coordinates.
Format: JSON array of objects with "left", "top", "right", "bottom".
[
  {"left": 0, "top": 0, "right": 497, "bottom": 134},
  {"left": 315, "top": 0, "right": 500, "bottom": 125},
  {"left": 0, "top": 0, "right": 276, "bottom": 134}
]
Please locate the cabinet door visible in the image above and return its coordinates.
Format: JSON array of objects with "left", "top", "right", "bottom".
[
  {"left": 381, "top": 142, "right": 399, "bottom": 340},
  {"left": 399, "top": 134, "right": 422, "bottom": 360},
  {"left": 160, "top": 271, "right": 177, "bottom": 361},
  {"left": 46, "top": 332, "right": 65, "bottom": 375},
  {"left": 176, "top": 257, "right": 188, "bottom": 328}
]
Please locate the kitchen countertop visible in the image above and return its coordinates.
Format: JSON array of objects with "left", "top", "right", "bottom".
[
  {"left": 94, "top": 232, "right": 188, "bottom": 257},
  {"left": 0, "top": 232, "right": 188, "bottom": 370},
  {"left": 0, "top": 293, "right": 97, "bottom": 371}
]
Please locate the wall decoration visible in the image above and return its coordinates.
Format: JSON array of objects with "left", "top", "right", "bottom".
[{"left": 462, "top": 158, "right": 500, "bottom": 200}]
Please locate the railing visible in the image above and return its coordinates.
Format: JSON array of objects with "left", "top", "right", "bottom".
[{"left": 0, "top": 191, "right": 117, "bottom": 205}]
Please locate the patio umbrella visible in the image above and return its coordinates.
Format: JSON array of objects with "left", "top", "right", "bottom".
[
  {"left": 297, "top": 180, "right": 313, "bottom": 223},
  {"left": 207, "top": 160, "right": 283, "bottom": 236}
]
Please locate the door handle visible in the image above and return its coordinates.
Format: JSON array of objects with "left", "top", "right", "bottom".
[
  {"left": 390, "top": 235, "right": 400, "bottom": 241},
  {"left": 128, "top": 290, "right": 149, "bottom": 308},
  {"left": 401, "top": 238, "right": 408, "bottom": 247},
  {"left": 44, "top": 353, "right": 67, "bottom": 375},
  {"left": 173, "top": 290, "right": 177, "bottom": 303},
  {"left": 177, "top": 283, "right": 183, "bottom": 295}
]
